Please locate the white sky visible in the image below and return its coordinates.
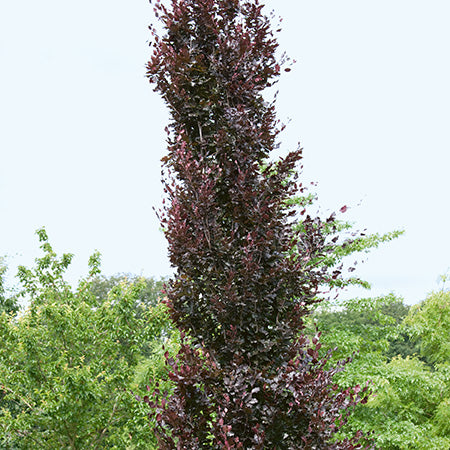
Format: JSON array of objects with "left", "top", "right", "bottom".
[{"left": 1, "top": 1, "right": 449, "bottom": 305}]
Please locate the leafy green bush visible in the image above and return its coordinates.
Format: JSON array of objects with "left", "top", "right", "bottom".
[
  {"left": 0, "top": 229, "right": 172, "bottom": 449},
  {"left": 312, "top": 292, "right": 450, "bottom": 449}
]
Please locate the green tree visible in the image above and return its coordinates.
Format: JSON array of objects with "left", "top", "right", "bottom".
[
  {"left": 311, "top": 292, "right": 450, "bottom": 449},
  {"left": 0, "top": 258, "right": 19, "bottom": 316},
  {"left": 89, "top": 274, "right": 167, "bottom": 309},
  {"left": 0, "top": 229, "right": 170, "bottom": 449},
  {"left": 311, "top": 294, "right": 417, "bottom": 362},
  {"left": 0, "top": 259, "right": 21, "bottom": 449},
  {"left": 342, "top": 356, "right": 450, "bottom": 450},
  {"left": 403, "top": 290, "right": 450, "bottom": 364}
]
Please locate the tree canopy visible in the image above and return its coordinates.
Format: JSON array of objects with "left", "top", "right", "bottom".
[
  {"left": 309, "top": 292, "right": 450, "bottom": 449},
  {"left": 0, "top": 229, "right": 170, "bottom": 449}
]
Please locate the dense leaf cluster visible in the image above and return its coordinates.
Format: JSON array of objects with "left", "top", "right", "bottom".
[
  {"left": 146, "top": 0, "right": 370, "bottom": 447},
  {"left": 0, "top": 230, "right": 170, "bottom": 449},
  {"left": 311, "top": 293, "right": 450, "bottom": 449},
  {"left": 0, "top": 259, "right": 18, "bottom": 316}
]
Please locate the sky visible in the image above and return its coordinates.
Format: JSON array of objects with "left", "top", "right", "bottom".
[{"left": 1, "top": 1, "right": 449, "bottom": 305}]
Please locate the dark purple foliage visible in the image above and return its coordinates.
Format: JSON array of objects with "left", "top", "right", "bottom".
[{"left": 145, "top": 0, "right": 372, "bottom": 448}]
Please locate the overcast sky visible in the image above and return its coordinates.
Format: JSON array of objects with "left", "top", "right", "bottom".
[{"left": 1, "top": 1, "right": 449, "bottom": 305}]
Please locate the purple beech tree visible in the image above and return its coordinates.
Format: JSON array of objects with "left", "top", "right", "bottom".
[{"left": 145, "top": 0, "right": 371, "bottom": 448}]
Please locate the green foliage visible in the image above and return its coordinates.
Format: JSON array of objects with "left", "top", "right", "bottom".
[
  {"left": 434, "top": 395, "right": 450, "bottom": 436},
  {"left": 310, "top": 294, "right": 411, "bottom": 361},
  {"left": 295, "top": 205, "right": 404, "bottom": 291},
  {"left": 0, "top": 229, "right": 171, "bottom": 449},
  {"left": 290, "top": 190, "right": 404, "bottom": 294},
  {"left": 89, "top": 273, "right": 167, "bottom": 309},
  {"left": 346, "top": 357, "right": 450, "bottom": 450},
  {"left": 403, "top": 290, "right": 450, "bottom": 364},
  {"left": 333, "top": 230, "right": 405, "bottom": 259},
  {"left": 88, "top": 273, "right": 171, "bottom": 359},
  {"left": 0, "top": 258, "right": 19, "bottom": 316},
  {"left": 311, "top": 293, "right": 450, "bottom": 449}
]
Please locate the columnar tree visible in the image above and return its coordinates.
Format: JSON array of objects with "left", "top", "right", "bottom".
[{"left": 146, "top": 0, "right": 370, "bottom": 448}]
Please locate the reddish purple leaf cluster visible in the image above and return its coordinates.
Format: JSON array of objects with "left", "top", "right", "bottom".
[{"left": 145, "top": 0, "right": 371, "bottom": 448}]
